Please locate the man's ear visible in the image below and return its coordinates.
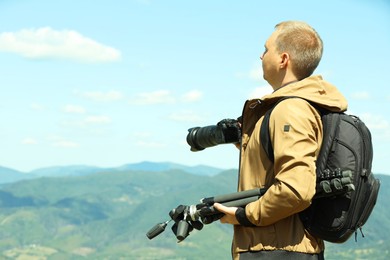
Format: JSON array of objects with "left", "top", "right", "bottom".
[{"left": 279, "top": 52, "right": 290, "bottom": 69}]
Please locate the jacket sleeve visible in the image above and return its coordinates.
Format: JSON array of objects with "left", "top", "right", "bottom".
[{"left": 243, "top": 98, "right": 322, "bottom": 226}]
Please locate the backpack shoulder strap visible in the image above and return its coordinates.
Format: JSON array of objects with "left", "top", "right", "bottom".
[
  {"left": 260, "top": 97, "right": 295, "bottom": 163},
  {"left": 260, "top": 96, "right": 324, "bottom": 163},
  {"left": 260, "top": 105, "right": 275, "bottom": 162}
]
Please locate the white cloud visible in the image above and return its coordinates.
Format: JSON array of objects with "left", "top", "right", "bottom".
[
  {"left": 85, "top": 115, "right": 111, "bottom": 124},
  {"left": 360, "top": 113, "right": 390, "bottom": 141},
  {"left": 63, "top": 104, "right": 86, "bottom": 114},
  {"left": 129, "top": 89, "right": 202, "bottom": 105},
  {"left": 168, "top": 110, "right": 204, "bottom": 123},
  {"left": 351, "top": 91, "right": 371, "bottom": 100},
  {"left": 360, "top": 113, "right": 389, "bottom": 130},
  {"left": 31, "top": 103, "right": 45, "bottom": 111},
  {"left": 47, "top": 135, "right": 79, "bottom": 148},
  {"left": 130, "top": 90, "right": 175, "bottom": 105},
  {"left": 0, "top": 27, "right": 121, "bottom": 63},
  {"left": 81, "top": 90, "right": 124, "bottom": 102},
  {"left": 60, "top": 115, "right": 112, "bottom": 128},
  {"left": 249, "top": 63, "right": 263, "bottom": 81},
  {"left": 181, "top": 90, "right": 203, "bottom": 102},
  {"left": 235, "top": 62, "right": 263, "bottom": 82},
  {"left": 22, "top": 138, "right": 38, "bottom": 145},
  {"left": 248, "top": 85, "right": 273, "bottom": 99}
]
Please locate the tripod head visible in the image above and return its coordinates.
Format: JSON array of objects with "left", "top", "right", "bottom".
[{"left": 146, "top": 188, "right": 266, "bottom": 242}]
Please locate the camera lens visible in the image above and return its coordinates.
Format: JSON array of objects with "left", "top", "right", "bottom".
[
  {"left": 186, "top": 119, "right": 241, "bottom": 152},
  {"left": 187, "top": 125, "right": 224, "bottom": 151}
]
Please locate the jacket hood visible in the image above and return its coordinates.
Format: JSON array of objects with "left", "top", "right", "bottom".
[{"left": 261, "top": 75, "right": 348, "bottom": 112}]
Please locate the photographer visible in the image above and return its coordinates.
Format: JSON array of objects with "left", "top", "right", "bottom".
[{"left": 213, "top": 21, "right": 348, "bottom": 259}]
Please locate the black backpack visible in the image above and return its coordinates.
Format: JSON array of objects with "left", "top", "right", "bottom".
[{"left": 260, "top": 97, "right": 380, "bottom": 243}]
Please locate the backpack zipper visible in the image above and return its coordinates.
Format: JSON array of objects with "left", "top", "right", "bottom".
[
  {"left": 356, "top": 177, "right": 380, "bottom": 230},
  {"left": 354, "top": 116, "right": 373, "bottom": 177},
  {"left": 334, "top": 117, "right": 362, "bottom": 230}
]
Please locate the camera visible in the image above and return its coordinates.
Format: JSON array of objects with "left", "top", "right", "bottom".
[{"left": 186, "top": 119, "right": 241, "bottom": 151}]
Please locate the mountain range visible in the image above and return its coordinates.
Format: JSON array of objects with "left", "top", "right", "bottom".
[
  {"left": 0, "top": 161, "right": 225, "bottom": 184},
  {"left": 0, "top": 162, "right": 388, "bottom": 259}
]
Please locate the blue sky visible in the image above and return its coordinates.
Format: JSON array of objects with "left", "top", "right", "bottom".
[{"left": 0, "top": 0, "right": 389, "bottom": 174}]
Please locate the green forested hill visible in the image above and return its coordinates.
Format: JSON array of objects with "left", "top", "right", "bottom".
[{"left": 0, "top": 168, "right": 388, "bottom": 259}]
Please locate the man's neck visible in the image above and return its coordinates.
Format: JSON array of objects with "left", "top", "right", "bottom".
[{"left": 273, "top": 74, "right": 299, "bottom": 91}]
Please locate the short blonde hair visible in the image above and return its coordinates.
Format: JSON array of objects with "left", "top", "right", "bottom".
[{"left": 275, "top": 21, "right": 323, "bottom": 80}]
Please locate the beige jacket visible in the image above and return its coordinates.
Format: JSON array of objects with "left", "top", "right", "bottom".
[{"left": 233, "top": 75, "right": 348, "bottom": 258}]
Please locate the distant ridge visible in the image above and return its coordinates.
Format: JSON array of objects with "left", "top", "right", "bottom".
[
  {"left": 2, "top": 161, "right": 386, "bottom": 185},
  {"left": 0, "top": 166, "right": 33, "bottom": 184},
  {"left": 29, "top": 165, "right": 104, "bottom": 177},
  {"left": 117, "top": 161, "right": 225, "bottom": 176},
  {"left": 0, "top": 161, "right": 228, "bottom": 184}
]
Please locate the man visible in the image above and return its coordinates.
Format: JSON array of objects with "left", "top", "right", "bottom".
[{"left": 213, "top": 21, "right": 348, "bottom": 259}]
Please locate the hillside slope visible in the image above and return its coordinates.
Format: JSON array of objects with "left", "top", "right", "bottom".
[{"left": 0, "top": 168, "right": 388, "bottom": 259}]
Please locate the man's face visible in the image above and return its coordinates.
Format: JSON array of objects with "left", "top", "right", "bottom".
[{"left": 260, "top": 31, "right": 282, "bottom": 88}]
